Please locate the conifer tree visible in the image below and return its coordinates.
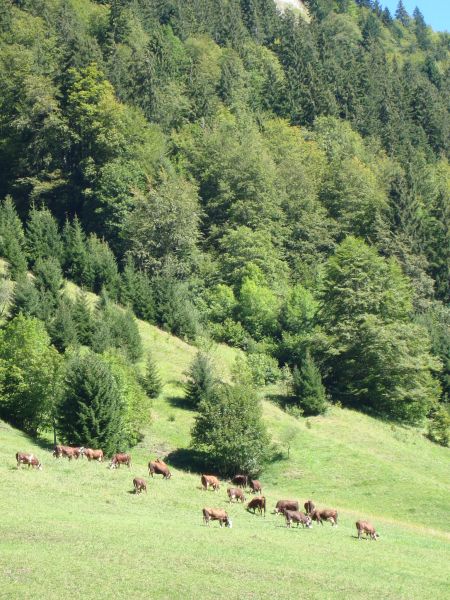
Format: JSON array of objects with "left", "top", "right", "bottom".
[
  {"left": 11, "top": 276, "right": 41, "bottom": 318},
  {"left": 395, "top": 0, "right": 410, "bottom": 26},
  {"left": 62, "top": 216, "right": 88, "bottom": 285},
  {"left": 0, "top": 196, "right": 27, "bottom": 278},
  {"left": 184, "top": 352, "right": 216, "bottom": 409},
  {"left": 26, "top": 205, "right": 63, "bottom": 266},
  {"left": 72, "top": 291, "right": 95, "bottom": 346},
  {"left": 57, "top": 352, "right": 124, "bottom": 454},
  {"left": 292, "top": 352, "right": 328, "bottom": 416},
  {"left": 141, "top": 351, "right": 162, "bottom": 398},
  {"left": 49, "top": 297, "right": 78, "bottom": 352}
]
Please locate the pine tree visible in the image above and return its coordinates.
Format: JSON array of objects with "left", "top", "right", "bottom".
[
  {"left": 427, "top": 404, "right": 450, "bottom": 447},
  {"left": 48, "top": 297, "right": 78, "bottom": 352},
  {"left": 11, "top": 276, "right": 41, "bottom": 319},
  {"left": 141, "top": 351, "right": 162, "bottom": 398},
  {"left": 395, "top": 1, "right": 410, "bottom": 26},
  {"left": 84, "top": 234, "right": 120, "bottom": 298},
  {"left": 120, "top": 257, "right": 155, "bottom": 322},
  {"left": 184, "top": 352, "right": 216, "bottom": 409},
  {"left": 292, "top": 353, "right": 328, "bottom": 416},
  {"left": 26, "top": 205, "right": 63, "bottom": 266},
  {"left": 62, "top": 216, "right": 88, "bottom": 285},
  {"left": 72, "top": 291, "right": 95, "bottom": 346},
  {"left": 57, "top": 352, "right": 125, "bottom": 455},
  {"left": 0, "top": 196, "right": 27, "bottom": 278}
]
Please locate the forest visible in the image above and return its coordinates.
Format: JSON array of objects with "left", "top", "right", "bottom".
[{"left": 0, "top": 0, "right": 449, "bottom": 470}]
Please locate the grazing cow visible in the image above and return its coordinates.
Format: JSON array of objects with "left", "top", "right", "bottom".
[
  {"left": 232, "top": 474, "right": 248, "bottom": 488},
  {"left": 202, "top": 508, "right": 232, "bottom": 528},
  {"left": 312, "top": 508, "right": 338, "bottom": 526},
  {"left": 133, "top": 478, "right": 147, "bottom": 495},
  {"left": 53, "top": 445, "right": 83, "bottom": 460},
  {"left": 356, "top": 520, "right": 379, "bottom": 540},
  {"left": 82, "top": 448, "right": 104, "bottom": 462},
  {"left": 201, "top": 474, "right": 220, "bottom": 491},
  {"left": 227, "top": 487, "right": 246, "bottom": 503},
  {"left": 274, "top": 500, "right": 299, "bottom": 515},
  {"left": 247, "top": 496, "right": 266, "bottom": 516},
  {"left": 284, "top": 510, "right": 312, "bottom": 529},
  {"left": 249, "top": 479, "right": 262, "bottom": 494},
  {"left": 16, "top": 452, "right": 42, "bottom": 470},
  {"left": 148, "top": 459, "right": 171, "bottom": 479},
  {"left": 304, "top": 500, "right": 315, "bottom": 516},
  {"left": 109, "top": 453, "right": 132, "bottom": 469}
]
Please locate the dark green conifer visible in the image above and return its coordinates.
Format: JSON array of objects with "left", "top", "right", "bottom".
[
  {"left": 292, "top": 352, "right": 328, "bottom": 416},
  {"left": 184, "top": 352, "right": 216, "bottom": 409},
  {"left": 141, "top": 351, "right": 162, "bottom": 398}
]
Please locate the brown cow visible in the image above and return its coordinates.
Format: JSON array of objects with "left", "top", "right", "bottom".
[
  {"left": 247, "top": 496, "right": 266, "bottom": 516},
  {"left": 356, "top": 520, "right": 379, "bottom": 540},
  {"left": 148, "top": 459, "right": 171, "bottom": 479},
  {"left": 82, "top": 448, "right": 104, "bottom": 462},
  {"left": 109, "top": 453, "right": 132, "bottom": 469},
  {"left": 201, "top": 474, "right": 220, "bottom": 491},
  {"left": 16, "top": 452, "right": 42, "bottom": 470},
  {"left": 202, "top": 508, "right": 232, "bottom": 528},
  {"left": 284, "top": 510, "right": 312, "bottom": 528},
  {"left": 304, "top": 500, "right": 315, "bottom": 516},
  {"left": 249, "top": 479, "right": 262, "bottom": 494},
  {"left": 274, "top": 499, "right": 299, "bottom": 515},
  {"left": 312, "top": 508, "right": 338, "bottom": 526},
  {"left": 133, "top": 478, "right": 147, "bottom": 495},
  {"left": 227, "top": 487, "right": 246, "bottom": 503},
  {"left": 232, "top": 474, "right": 248, "bottom": 488},
  {"left": 53, "top": 445, "right": 83, "bottom": 460}
]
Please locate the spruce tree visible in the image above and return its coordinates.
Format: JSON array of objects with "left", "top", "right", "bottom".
[
  {"left": 0, "top": 196, "right": 27, "bottom": 278},
  {"left": 141, "top": 351, "right": 162, "bottom": 398},
  {"left": 427, "top": 404, "right": 450, "bottom": 447},
  {"left": 84, "top": 235, "right": 120, "bottom": 298},
  {"left": 72, "top": 291, "right": 95, "bottom": 346},
  {"left": 26, "top": 205, "right": 63, "bottom": 266},
  {"left": 62, "top": 216, "right": 88, "bottom": 285},
  {"left": 292, "top": 353, "right": 328, "bottom": 416},
  {"left": 184, "top": 352, "right": 216, "bottom": 409},
  {"left": 57, "top": 352, "right": 124, "bottom": 455},
  {"left": 11, "top": 275, "right": 41, "bottom": 318},
  {"left": 49, "top": 297, "right": 78, "bottom": 352},
  {"left": 395, "top": 0, "right": 410, "bottom": 26}
]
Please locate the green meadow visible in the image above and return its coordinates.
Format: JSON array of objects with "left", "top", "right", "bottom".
[{"left": 1, "top": 321, "right": 449, "bottom": 600}]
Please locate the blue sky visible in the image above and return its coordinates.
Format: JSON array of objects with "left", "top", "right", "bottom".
[{"left": 382, "top": 1, "right": 450, "bottom": 32}]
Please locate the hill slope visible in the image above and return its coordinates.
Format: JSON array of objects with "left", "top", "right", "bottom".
[{"left": 1, "top": 326, "right": 449, "bottom": 600}]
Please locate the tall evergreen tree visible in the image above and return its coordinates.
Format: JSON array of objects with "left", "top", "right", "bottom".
[
  {"left": 141, "top": 351, "right": 162, "bottom": 398},
  {"left": 62, "top": 216, "right": 89, "bottom": 285},
  {"left": 0, "top": 196, "right": 27, "bottom": 278},
  {"left": 292, "top": 353, "right": 328, "bottom": 416},
  {"left": 57, "top": 352, "right": 125, "bottom": 455},
  {"left": 184, "top": 352, "right": 216, "bottom": 409},
  {"left": 26, "top": 205, "right": 63, "bottom": 266},
  {"left": 395, "top": 1, "right": 410, "bottom": 26}
]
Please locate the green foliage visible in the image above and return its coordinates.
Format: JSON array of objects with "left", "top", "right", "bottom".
[
  {"left": 191, "top": 381, "right": 270, "bottom": 476},
  {"left": 72, "top": 291, "right": 95, "bottom": 347},
  {"left": 48, "top": 297, "right": 78, "bottom": 352},
  {"left": 0, "top": 196, "right": 27, "bottom": 278},
  {"left": 26, "top": 205, "right": 63, "bottom": 266},
  {"left": 427, "top": 404, "right": 450, "bottom": 447},
  {"left": 62, "top": 217, "right": 89, "bottom": 286},
  {"left": 184, "top": 352, "right": 216, "bottom": 409},
  {"left": 238, "top": 276, "right": 280, "bottom": 340},
  {"left": 84, "top": 235, "right": 120, "bottom": 299},
  {"left": 120, "top": 257, "right": 155, "bottom": 322},
  {"left": 0, "top": 315, "right": 62, "bottom": 434},
  {"left": 141, "top": 351, "right": 162, "bottom": 399},
  {"left": 292, "top": 353, "right": 328, "bottom": 416},
  {"left": 57, "top": 351, "right": 125, "bottom": 454}
]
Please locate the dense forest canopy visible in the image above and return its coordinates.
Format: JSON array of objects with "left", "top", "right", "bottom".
[{"left": 0, "top": 0, "right": 449, "bottom": 454}]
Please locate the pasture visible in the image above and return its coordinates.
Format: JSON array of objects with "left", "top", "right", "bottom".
[{"left": 1, "top": 321, "right": 450, "bottom": 599}]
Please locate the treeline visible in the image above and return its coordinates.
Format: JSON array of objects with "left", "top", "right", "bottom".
[{"left": 0, "top": 0, "right": 449, "bottom": 444}]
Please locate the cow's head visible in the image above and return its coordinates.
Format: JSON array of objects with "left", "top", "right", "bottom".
[
  {"left": 225, "top": 518, "right": 232, "bottom": 528},
  {"left": 37, "top": 462, "right": 43, "bottom": 470},
  {"left": 305, "top": 516, "right": 312, "bottom": 528},
  {"left": 109, "top": 461, "right": 117, "bottom": 469},
  {"left": 373, "top": 532, "right": 379, "bottom": 540},
  {"left": 79, "top": 447, "right": 85, "bottom": 456}
]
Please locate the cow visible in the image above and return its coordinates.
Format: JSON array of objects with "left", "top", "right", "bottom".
[
  {"left": 227, "top": 487, "right": 246, "bottom": 503},
  {"left": 53, "top": 445, "right": 83, "bottom": 460},
  {"left": 312, "top": 508, "right": 338, "bottom": 526},
  {"left": 109, "top": 453, "right": 132, "bottom": 469},
  {"left": 247, "top": 496, "right": 266, "bottom": 516},
  {"left": 202, "top": 508, "right": 232, "bottom": 528},
  {"left": 148, "top": 459, "right": 171, "bottom": 479},
  {"left": 16, "top": 452, "right": 42, "bottom": 470},
  {"left": 201, "top": 474, "right": 220, "bottom": 492},
  {"left": 82, "top": 448, "right": 104, "bottom": 462},
  {"left": 274, "top": 500, "right": 299, "bottom": 515},
  {"left": 231, "top": 474, "right": 248, "bottom": 488},
  {"left": 249, "top": 479, "right": 262, "bottom": 494},
  {"left": 284, "top": 510, "right": 312, "bottom": 529},
  {"left": 304, "top": 500, "right": 315, "bottom": 516},
  {"left": 356, "top": 520, "right": 379, "bottom": 540},
  {"left": 133, "top": 478, "right": 147, "bottom": 495}
]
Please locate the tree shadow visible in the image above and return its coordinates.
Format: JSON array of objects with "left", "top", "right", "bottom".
[
  {"left": 165, "top": 448, "right": 209, "bottom": 474},
  {"left": 265, "top": 392, "right": 295, "bottom": 411},
  {"left": 166, "top": 395, "right": 196, "bottom": 411}
]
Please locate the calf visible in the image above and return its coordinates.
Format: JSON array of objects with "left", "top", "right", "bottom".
[
  {"left": 202, "top": 508, "right": 232, "bottom": 528},
  {"left": 148, "top": 459, "right": 171, "bottom": 479},
  {"left": 356, "top": 520, "right": 379, "bottom": 540},
  {"left": 232, "top": 474, "right": 248, "bottom": 488},
  {"left": 284, "top": 510, "right": 312, "bottom": 529},
  {"left": 274, "top": 500, "right": 299, "bottom": 515},
  {"left": 82, "top": 448, "right": 104, "bottom": 462},
  {"left": 109, "top": 453, "right": 132, "bottom": 469},
  {"left": 249, "top": 479, "right": 262, "bottom": 494},
  {"left": 16, "top": 452, "right": 42, "bottom": 470},
  {"left": 247, "top": 496, "right": 266, "bottom": 516},
  {"left": 53, "top": 445, "right": 83, "bottom": 460},
  {"left": 133, "top": 478, "right": 147, "bottom": 495},
  {"left": 304, "top": 500, "right": 315, "bottom": 515},
  {"left": 227, "top": 487, "right": 246, "bottom": 503},
  {"left": 312, "top": 508, "right": 338, "bottom": 526},
  {"left": 201, "top": 474, "right": 220, "bottom": 491}
]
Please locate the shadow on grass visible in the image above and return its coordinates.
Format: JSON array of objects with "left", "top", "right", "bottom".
[
  {"left": 166, "top": 395, "right": 196, "bottom": 411},
  {"left": 166, "top": 448, "right": 209, "bottom": 474},
  {"left": 265, "top": 392, "right": 295, "bottom": 411}
]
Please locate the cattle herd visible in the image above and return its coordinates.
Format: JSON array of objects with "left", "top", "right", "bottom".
[{"left": 15, "top": 447, "right": 380, "bottom": 541}]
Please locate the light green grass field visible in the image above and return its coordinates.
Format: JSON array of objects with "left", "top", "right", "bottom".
[{"left": 1, "top": 319, "right": 450, "bottom": 599}]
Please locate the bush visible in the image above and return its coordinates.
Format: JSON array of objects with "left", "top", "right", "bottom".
[{"left": 247, "top": 351, "right": 281, "bottom": 386}]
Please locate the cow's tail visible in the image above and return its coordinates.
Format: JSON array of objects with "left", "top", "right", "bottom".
[{"left": 263, "top": 497, "right": 266, "bottom": 516}]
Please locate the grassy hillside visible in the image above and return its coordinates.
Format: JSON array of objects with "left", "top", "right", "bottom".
[{"left": 1, "top": 326, "right": 449, "bottom": 600}]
